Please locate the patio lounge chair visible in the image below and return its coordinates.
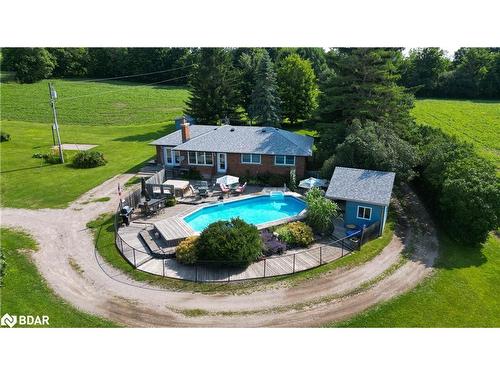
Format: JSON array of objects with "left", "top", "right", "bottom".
[
  {"left": 233, "top": 182, "right": 247, "bottom": 195},
  {"left": 219, "top": 183, "right": 231, "bottom": 196}
]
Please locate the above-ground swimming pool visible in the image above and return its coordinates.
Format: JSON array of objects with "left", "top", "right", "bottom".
[{"left": 183, "top": 193, "right": 307, "bottom": 232}]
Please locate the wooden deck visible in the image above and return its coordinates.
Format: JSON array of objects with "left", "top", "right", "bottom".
[
  {"left": 154, "top": 217, "right": 195, "bottom": 244},
  {"left": 115, "top": 186, "right": 353, "bottom": 282}
]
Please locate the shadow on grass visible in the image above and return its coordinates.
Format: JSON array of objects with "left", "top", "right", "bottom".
[
  {"left": 112, "top": 124, "right": 175, "bottom": 143},
  {"left": 0, "top": 163, "right": 53, "bottom": 174}
]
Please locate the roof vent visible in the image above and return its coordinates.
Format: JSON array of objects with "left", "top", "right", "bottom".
[
  {"left": 261, "top": 128, "right": 266, "bottom": 133},
  {"left": 230, "top": 128, "right": 235, "bottom": 132}
]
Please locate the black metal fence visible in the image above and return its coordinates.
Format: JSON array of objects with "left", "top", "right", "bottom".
[{"left": 112, "top": 169, "right": 369, "bottom": 282}]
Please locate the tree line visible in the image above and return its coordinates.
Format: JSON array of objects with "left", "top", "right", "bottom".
[
  {"left": 400, "top": 47, "right": 500, "bottom": 99},
  {"left": 316, "top": 48, "right": 499, "bottom": 245}
]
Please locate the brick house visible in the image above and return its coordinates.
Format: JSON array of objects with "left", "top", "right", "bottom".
[{"left": 150, "top": 120, "right": 314, "bottom": 179}]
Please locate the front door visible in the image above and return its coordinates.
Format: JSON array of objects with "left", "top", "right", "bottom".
[{"left": 217, "top": 152, "right": 227, "bottom": 173}]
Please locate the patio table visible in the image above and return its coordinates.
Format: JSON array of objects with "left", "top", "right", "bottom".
[{"left": 164, "top": 179, "right": 189, "bottom": 197}]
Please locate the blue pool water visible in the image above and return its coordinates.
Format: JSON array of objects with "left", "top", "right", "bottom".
[{"left": 183, "top": 194, "right": 307, "bottom": 232}]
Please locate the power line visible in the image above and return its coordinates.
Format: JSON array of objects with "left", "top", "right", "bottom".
[
  {"left": 71, "top": 64, "right": 196, "bottom": 83},
  {"left": 57, "top": 74, "right": 192, "bottom": 102}
]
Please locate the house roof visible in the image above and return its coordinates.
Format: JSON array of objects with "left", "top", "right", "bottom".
[
  {"left": 150, "top": 125, "right": 314, "bottom": 156},
  {"left": 150, "top": 125, "right": 218, "bottom": 147},
  {"left": 325, "top": 167, "right": 396, "bottom": 206}
]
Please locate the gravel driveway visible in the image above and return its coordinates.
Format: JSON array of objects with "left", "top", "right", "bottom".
[{"left": 0, "top": 174, "right": 438, "bottom": 327}]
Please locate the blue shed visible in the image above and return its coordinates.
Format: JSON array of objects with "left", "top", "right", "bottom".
[{"left": 325, "top": 167, "right": 396, "bottom": 237}]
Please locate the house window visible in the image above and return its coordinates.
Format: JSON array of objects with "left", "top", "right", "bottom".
[
  {"left": 173, "top": 150, "right": 181, "bottom": 165},
  {"left": 188, "top": 151, "right": 214, "bottom": 166},
  {"left": 275, "top": 155, "right": 295, "bottom": 166},
  {"left": 357, "top": 206, "right": 372, "bottom": 220},
  {"left": 241, "top": 153, "right": 261, "bottom": 164},
  {"left": 165, "top": 148, "right": 173, "bottom": 164}
]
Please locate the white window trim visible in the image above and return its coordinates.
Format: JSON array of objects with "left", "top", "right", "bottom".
[
  {"left": 187, "top": 151, "right": 214, "bottom": 166},
  {"left": 356, "top": 205, "right": 372, "bottom": 220},
  {"left": 274, "top": 155, "right": 295, "bottom": 166},
  {"left": 240, "top": 153, "right": 261, "bottom": 165}
]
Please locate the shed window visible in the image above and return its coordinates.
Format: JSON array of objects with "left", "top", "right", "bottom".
[
  {"left": 275, "top": 155, "right": 295, "bottom": 166},
  {"left": 357, "top": 206, "right": 372, "bottom": 220},
  {"left": 241, "top": 153, "right": 261, "bottom": 164}
]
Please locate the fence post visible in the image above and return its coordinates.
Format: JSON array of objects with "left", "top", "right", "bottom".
[
  {"left": 293, "top": 253, "right": 296, "bottom": 273},
  {"left": 359, "top": 226, "right": 365, "bottom": 250},
  {"left": 263, "top": 258, "right": 266, "bottom": 277},
  {"left": 133, "top": 247, "right": 136, "bottom": 267},
  {"left": 319, "top": 246, "right": 323, "bottom": 265},
  {"left": 162, "top": 259, "right": 165, "bottom": 277},
  {"left": 341, "top": 240, "right": 344, "bottom": 257},
  {"left": 195, "top": 264, "right": 198, "bottom": 282}
]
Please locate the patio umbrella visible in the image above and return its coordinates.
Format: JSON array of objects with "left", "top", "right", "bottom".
[
  {"left": 298, "top": 177, "right": 329, "bottom": 189},
  {"left": 216, "top": 175, "right": 239, "bottom": 186}
]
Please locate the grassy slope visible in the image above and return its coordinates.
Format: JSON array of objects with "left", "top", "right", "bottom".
[
  {"left": 334, "top": 233, "right": 500, "bottom": 327},
  {"left": 0, "top": 227, "right": 117, "bottom": 327},
  {"left": 412, "top": 99, "right": 500, "bottom": 168},
  {"left": 1, "top": 78, "right": 188, "bottom": 208},
  {"left": 1, "top": 78, "right": 189, "bottom": 125}
]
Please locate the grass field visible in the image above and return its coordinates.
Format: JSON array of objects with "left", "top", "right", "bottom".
[
  {"left": 1, "top": 78, "right": 189, "bottom": 125},
  {"left": 333, "top": 233, "right": 500, "bottom": 327},
  {"left": 1, "top": 77, "right": 187, "bottom": 208},
  {"left": 412, "top": 99, "right": 500, "bottom": 168},
  {"left": 0, "top": 227, "right": 117, "bottom": 327}
]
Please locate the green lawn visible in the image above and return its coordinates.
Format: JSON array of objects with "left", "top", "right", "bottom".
[
  {"left": 1, "top": 77, "right": 189, "bottom": 208},
  {"left": 413, "top": 99, "right": 500, "bottom": 168},
  {"left": 332, "top": 233, "right": 500, "bottom": 327},
  {"left": 0, "top": 120, "right": 174, "bottom": 208},
  {"left": 1, "top": 78, "right": 189, "bottom": 125},
  {"left": 0, "top": 227, "right": 118, "bottom": 327}
]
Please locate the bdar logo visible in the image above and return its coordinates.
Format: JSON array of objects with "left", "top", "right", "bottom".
[{"left": 1, "top": 313, "right": 17, "bottom": 328}]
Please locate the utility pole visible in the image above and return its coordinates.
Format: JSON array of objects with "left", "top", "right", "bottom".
[{"left": 48, "top": 82, "right": 64, "bottom": 163}]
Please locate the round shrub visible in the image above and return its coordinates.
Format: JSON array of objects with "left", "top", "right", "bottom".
[
  {"left": 1, "top": 131, "right": 11, "bottom": 142},
  {"left": 197, "top": 218, "right": 263, "bottom": 266},
  {"left": 176, "top": 236, "right": 199, "bottom": 265},
  {"left": 276, "top": 221, "right": 314, "bottom": 247},
  {"left": 72, "top": 150, "right": 107, "bottom": 168}
]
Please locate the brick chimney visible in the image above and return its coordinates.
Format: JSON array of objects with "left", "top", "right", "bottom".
[{"left": 181, "top": 117, "right": 190, "bottom": 143}]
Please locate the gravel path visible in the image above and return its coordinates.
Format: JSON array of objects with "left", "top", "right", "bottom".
[{"left": 0, "top": 175, "right": 438, "bottom": 327}]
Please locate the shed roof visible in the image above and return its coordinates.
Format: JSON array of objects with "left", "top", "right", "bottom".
[
  {"left": 325, "top": 167, "right": 396, "bottom": 206},
  {"left": 150, "top": 125, "right": 314, "bottom": 156}
]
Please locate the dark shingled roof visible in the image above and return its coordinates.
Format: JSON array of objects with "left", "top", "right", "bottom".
[
  {"left": 150, "top": 125, "right": 314, "bottom": 156},
  {"left": 325, "top": 167, "right": 396, "bottom": 206}
]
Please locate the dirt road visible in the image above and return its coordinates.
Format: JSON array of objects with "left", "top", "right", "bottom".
[{"left": 0, "top": 175, "right": 438, "bottom": 327}]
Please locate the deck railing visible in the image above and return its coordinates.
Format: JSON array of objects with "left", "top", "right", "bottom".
[{"left": 112, "top": 169, "right": 368, "bottom": 282}]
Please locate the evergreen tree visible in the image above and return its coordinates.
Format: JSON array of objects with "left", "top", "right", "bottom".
[
  {"left": 277, "top": 53, "right": 318, "bottom": 125},
  {"left": 318, "top": 48, "right": 414, "bottom": 126},
  {"left": 186, "top": 48, "right": 241, "bottom": 124},
  {"left": 236, "top": 48, "right": 266, "bottom": 119},
  {"left": 249, "top": 51, "right": 281, "bottom": 126}
]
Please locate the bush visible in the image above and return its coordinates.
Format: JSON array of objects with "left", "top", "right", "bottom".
[
  {"left": 165, "top": 198, "right": 176, "bottom": 207},
  {"left": 1, "top": 132, "right": 10, "bottom": 142},
  {"left": 72, "top": 150, "right": 107, "bottom": 168},
  {"left": 276, "top": 221, "right": 314, "bottom": 247},
  {"left": 197, "top": 218, "right": 263, "bottom": 266},
  {"left": 175, "top": 236, "right": 199, "bottom": 265},
  {"left": 440, "top": 156, "right": 500, "bottom": 244},
  {"left": 305, "top": 187, "right": 339, "bottom": 233},
  {"left": 260, "top": 230, "right": 287, "bottom": 256}
]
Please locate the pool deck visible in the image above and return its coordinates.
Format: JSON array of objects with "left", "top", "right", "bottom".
[{"left": 116, "top": 186, "right": 352, "bottom": 282}]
